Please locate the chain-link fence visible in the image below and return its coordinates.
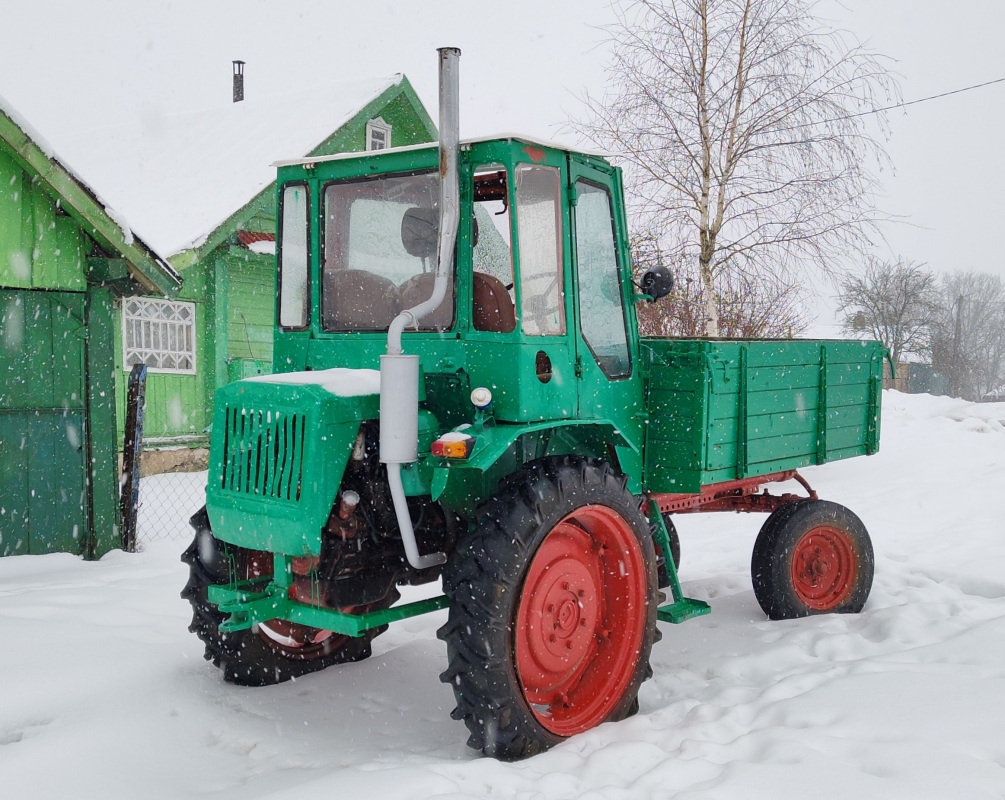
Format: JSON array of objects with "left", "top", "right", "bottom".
[
  {"left": 116, "top": 364, "right": 209, "bottom": 547},
  {"left": 135, "top": 469, "right": 207, "bottom": 544}
]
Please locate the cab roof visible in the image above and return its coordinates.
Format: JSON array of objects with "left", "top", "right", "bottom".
[{"left": 272, "top": 134, "right": 611, "bottom": 168}]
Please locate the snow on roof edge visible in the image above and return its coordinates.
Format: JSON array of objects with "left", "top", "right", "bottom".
[
  {"left": 0, "top": 92, "right": 179, "bottom": 287},
  {"left": 272, "top": 133, "right": 611, "bottom": 168},
  {"left": 169, "top": 74, "right": 406, "bottom": 257}
]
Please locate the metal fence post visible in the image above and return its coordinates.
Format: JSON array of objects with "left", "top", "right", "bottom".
[{"left": 120, "top": 363, "right": 147, "bottom": 552}]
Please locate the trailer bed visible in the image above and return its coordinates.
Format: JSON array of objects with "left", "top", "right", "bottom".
[{"left": 641, "top": 338, "right": 885, "bottom": 494}]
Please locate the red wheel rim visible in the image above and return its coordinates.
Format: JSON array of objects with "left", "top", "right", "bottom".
[
  {"left": 790, "top": 526, "right": 857, "bottom": 610},
  {"left": 514, "top": 505, "right": 648, "bottom": 737}
]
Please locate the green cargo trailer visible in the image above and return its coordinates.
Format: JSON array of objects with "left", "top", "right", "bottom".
[{"left": 643, "top": 338, "right": 884, "bottom": 493}]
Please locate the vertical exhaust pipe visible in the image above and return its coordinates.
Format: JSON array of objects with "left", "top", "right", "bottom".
[{"left": 379, "top": 47, "right": 461, "bottom": 570}]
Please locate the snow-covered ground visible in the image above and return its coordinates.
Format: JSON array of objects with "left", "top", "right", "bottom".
[{"left": 2, "top": 391, "right": 1003, "bottom": 799}]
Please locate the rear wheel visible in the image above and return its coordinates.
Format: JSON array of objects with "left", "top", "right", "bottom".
[
  {"left": 438, "top": 457, "right": 659, "bottom": 760},
  {"left": 751, "top": 500, "right": 874, "bottom": 620},
  {"left": 181, "top": 507, "right": 391, "bottom": 686}
]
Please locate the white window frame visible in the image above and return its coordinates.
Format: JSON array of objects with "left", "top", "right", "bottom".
[
  {"left": 121, "top": 297, "right": 197, "bottom": 375},
  {"left": 366, "top": 116, "right": 392, "bottom": 151}
]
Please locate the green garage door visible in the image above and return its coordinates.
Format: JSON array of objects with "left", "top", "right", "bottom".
[{"left": 0, "top": 290, "right": 89, "bottom": 556}]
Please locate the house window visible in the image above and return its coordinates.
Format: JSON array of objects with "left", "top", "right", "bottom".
[
  {"left": 122, "top": 297, "right": 196, "bottom": 373},
  {"left": 366, "top": 117, "right": 392, "bottom": 151}
]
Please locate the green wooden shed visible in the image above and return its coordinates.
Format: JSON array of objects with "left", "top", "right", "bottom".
[
  {"left": 0, "top": 97, "right": 180, "bottom": 557},
  {"left": 46, "top": 74, "right": 435, "bottom": 456}
]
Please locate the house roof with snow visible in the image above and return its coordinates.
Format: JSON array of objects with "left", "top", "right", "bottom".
[
  {"left": 0, "top": 95, "right": 181, "bottom": 296},
  {"left": 38, "top": 74, "right": 435, "bottom": 266}
]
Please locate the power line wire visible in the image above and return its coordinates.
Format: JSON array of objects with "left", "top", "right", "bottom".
[
  {"left": 778, "top": 76, "right": 1005, "bottom": 131},
  {"left": 847, "top": 76, "right": 1005, "bottom": 119}
]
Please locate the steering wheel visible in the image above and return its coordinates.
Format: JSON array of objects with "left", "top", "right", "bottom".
[{"left": 522, "top": 273, "right": 560, "bottom": 333}]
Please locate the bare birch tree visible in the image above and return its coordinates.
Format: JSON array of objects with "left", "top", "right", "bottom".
[
  {"left": 574, "top": 0, "right": 898, "bottom": 336},
  {"left": 837, "top": 258, "right": 937, "bottom": 365}
]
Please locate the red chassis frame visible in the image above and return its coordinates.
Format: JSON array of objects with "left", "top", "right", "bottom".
[{"left": 649, "top": 470, "right": 818, "bottom": 515}]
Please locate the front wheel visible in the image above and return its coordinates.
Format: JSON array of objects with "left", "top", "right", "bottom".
[
  {"left": 438, "top": 457, "right": 660, "bottom": 760},
  {"left": 181, "top": 507, "right": 390, "bottom": 686},
  {"left": 751, "top": 500, "right": 874, "bottom": 620}
]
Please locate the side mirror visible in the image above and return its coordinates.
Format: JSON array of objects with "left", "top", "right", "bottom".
[{"left": 640, "top": 266, "right": 674, "bottom": 301}]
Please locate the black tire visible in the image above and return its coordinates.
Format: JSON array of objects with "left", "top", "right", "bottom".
[
  {"left": 655, "top": 513, "right": 681, "bottom": 589},
  {"left": 751, "top": 499, "right": 874, "bottom": 621},
  {"left": 181, "top": 507, "right": 388, "bottom": 686},
  {"left": 438, "top": 457, "right": 660, "bottom": 760}
]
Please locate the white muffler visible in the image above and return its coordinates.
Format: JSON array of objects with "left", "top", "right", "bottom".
[{"left": 379, "top": 46, "right": 461, "bottom": 570}]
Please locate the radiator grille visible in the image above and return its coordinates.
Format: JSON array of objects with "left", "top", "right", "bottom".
[{"left": 220, "top": 406, "right": 306, "bottom": 501}]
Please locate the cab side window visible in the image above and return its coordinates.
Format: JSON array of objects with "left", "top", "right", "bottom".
[
  {"left": 278, "top": 183, "right": 310, "bottom": 330},
  {"left": 472, "top": 167, "right": 516, "bottom": 333},
  {"left": 574, "top": 179, "right": 631, "bottom": 378},
  {"left": 515, "top": 164, "right": 565, "bottom": 336}
]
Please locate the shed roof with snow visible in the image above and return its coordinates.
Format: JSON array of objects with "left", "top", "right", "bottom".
[
  {"left": 36, "top": 74, "right": 434, "bottom": 265},
  {"left": 0, "top": 95, "right": 180, "bottom": 295}
]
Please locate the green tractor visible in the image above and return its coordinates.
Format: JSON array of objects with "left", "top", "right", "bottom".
[{"left": 182, "top": 48, "right": 883, "bottom": 760}]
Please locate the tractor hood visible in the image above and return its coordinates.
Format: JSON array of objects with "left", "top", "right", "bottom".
[{"left": 205, "top": 369, "right": 379, "bottom": 557}]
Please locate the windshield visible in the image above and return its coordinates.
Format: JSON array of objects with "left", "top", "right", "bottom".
[{"left": 321, "top": 171, "right": 454, "bottom": 332}]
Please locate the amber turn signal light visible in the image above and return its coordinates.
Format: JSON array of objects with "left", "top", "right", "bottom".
[{"left": 431, "top": 434, "right": 475, "bottom": 459}]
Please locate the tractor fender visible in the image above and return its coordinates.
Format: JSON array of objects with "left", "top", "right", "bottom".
[{"left": 429, "top": 419, "right": 638, "bottom": 515}]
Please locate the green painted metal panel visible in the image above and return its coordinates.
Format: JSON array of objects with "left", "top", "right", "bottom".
[
  {"left": 0, "top": 290, "right": 88, "bottom": 556},
  {"left": 205, "top": 378, "right": 377, "bottom": 557},
  {"left": 0, "top": 290, "right": 85, "bottom": 409},
  {"left": 642, "top": 338, "right": 884, "bottom": 493},
  {"left": 0, "top": 414, "right": 30, "bottom": 554},
  {"left": 85, "top": 286, "right": 121, "bottom": 557}
]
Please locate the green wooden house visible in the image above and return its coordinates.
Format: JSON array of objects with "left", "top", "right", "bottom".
[
  {"left": 0, "top": 97, "right": 180, "bottom": 557},
  {"left": 54, "top": 75, "right": 435, "bottom": 452}
]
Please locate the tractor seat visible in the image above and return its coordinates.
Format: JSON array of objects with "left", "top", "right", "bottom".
[
  {"left": 473, "top": 272, "right": 516, "bottom": 333},
  {"left": 397, "top": 272, "right": 455, "bottom": 331},
  {"left": 323, "top": 269, "right": 400, "bottom": 330}
]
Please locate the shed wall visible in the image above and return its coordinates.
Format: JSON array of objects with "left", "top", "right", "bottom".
[{"left": 0, "top": 147, "right": 120, "bottom": 557}]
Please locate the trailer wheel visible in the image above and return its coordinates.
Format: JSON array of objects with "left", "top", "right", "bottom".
[
  {"left": 438, "top": 457, "right": 659, "bottom": 760},
  {"left": 181, "top": 507, "right": 390, "bottom": 686},
  {"left": 751, "top": 500, "right": 874, "bottom": 620}
]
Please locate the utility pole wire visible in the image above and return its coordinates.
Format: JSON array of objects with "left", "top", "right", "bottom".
[{"left": 774, "top": 76, "right": 1005, "bottom": 132}]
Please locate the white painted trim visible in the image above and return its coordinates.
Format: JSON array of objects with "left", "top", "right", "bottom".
[
  {"left": 121, "top": 296, "right": 197, "bottom": 375},
  {"left": 366, "top": 116, "right": 393, "bottom": 151}
]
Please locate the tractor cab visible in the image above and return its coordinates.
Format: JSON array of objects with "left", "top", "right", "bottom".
[{"left": 271, "top": 137, "right": 646, "bottom": 452}]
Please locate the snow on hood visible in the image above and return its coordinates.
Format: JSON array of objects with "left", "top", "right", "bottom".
[
  {"left": 244, "top": 367, "right": 381, "bottom": 398},
  {"left": 31, "top": 76, "right": 402, "bottom": 258}
]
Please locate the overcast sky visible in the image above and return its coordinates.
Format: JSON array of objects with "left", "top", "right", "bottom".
[{"left": 2, "top": 0, "right": 1003, "bottom": 326}]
